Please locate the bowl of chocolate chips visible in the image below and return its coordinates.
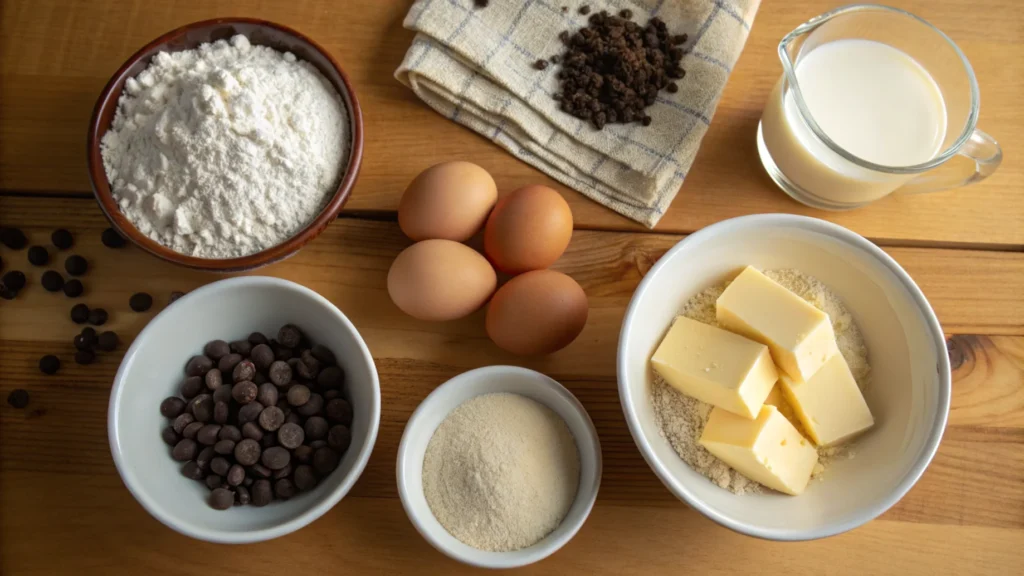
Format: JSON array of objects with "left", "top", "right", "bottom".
[{"left": 108, "top": 276, "right": 380, "bottom": 543}]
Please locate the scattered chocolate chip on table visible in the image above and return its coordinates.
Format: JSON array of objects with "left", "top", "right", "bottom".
[
  {"left": 51, "top": 229, "right": 73, "bottom": 250},
  {"left": 27, "top": 246, "right": 49, "bottom": 266}
]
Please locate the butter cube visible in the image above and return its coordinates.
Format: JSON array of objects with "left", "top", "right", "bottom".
[
  {"left": 652, "top": 316, "right": 778, "bottom": 419},
  {"left": 700, "top": 405, "right": 818, "bottom": 495},
  {"left": 716, "top": 266, "right": 839, "bottom": 383},
  {"left": 780, "top": 353, "right": 874, "bottom": 447},
  {"left": 764, "top": 383, "right": 800, "bottom": 428}
]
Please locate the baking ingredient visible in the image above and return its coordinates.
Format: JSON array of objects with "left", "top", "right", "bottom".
[
  {"left": 27, "top": 246, "right": 48, "bottom": 266},
  {"left": 7, "top": 389, "right": 30, "bottom": 409},
  {"left": 101, "top": 228, "right": 126, "bottom": 249},
  {"left": 160, "top": 324, "right": 351, "bottom": 509},
  {"left": 51, "top": 229, "right": 73, "bottom": 250},
  {"left": 97, "top": 331, "right": 119, "bottom": 352},
  {"left": 129, "top": 292, "right": 153, "bottom": 312},
  {"left": 387, "top": 239, "right": 497, "bottom": 321},
  {"left": 100, "top": 35, "right": 349, "bottom": 259},
  {"left": 651, "top": 316, "right": 778, "bottom": 419},
  {"left": 398, "top": 161, "right": 498, "bottom": 242},
  {"left": 717, "top": 266, "right": 839, "bottom": 382},
  {"left": 63, "top": 279, "right": 84, "bottom": 298},
  {"left": 1, "top": 227, "right": 27, "bottom": 250},
  {"left": 3, "top": 271, "right": 26, "bottom": 292},
  {"left": 65, "top": 255, "right": 88, "bottom": 276},
  {"left": 485, "top": 269, "right": 588, "bottom": 356},
  {"left": 74, "top": 349, "right": 95, "bottom": 365},
  {"left": 780, "top": 353, "right": 874, "bottom": 447},
  {"left": 88, "top": 308, "right": 108, "bottom": 326},
  {"left": 70, "top": 303, "right": 90, "bottom": 324},
  {"left": 652, "top": 269, "right": 870, "bottom": 494},
  {"left": 423, "top": 393, "right": 580, "bottom": 552},
  {"left": 40, "top": 271, "right": 64, "bottom": 292},
  {"left": 699, "top": 405, "right": 819, "bottom": 496},
  {"left": 483, "top": 185, "right": 573, "bottom": 274},
  {"left": 551, "top": 11, "right": 687, "bottom": 129},
  {"left": 39, "top": 354, "right": 60, "bottom": 375}
]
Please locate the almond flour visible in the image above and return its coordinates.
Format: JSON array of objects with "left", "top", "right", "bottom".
[{"left": 650, "top": 268, "right": 870, "bottom": 495}]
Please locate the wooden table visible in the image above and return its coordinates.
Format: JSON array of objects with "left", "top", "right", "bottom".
[{"left": 1, "top": 0, "right": 1021, "bottom": 574}]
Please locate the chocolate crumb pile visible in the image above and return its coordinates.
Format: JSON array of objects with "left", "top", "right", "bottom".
[{"left": 551, "top": 9, "right": 688, "bottom": 129}]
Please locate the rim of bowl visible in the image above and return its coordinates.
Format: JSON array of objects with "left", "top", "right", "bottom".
[
  {"left": 107, "top": 276, "right": 381, "bottom": 543},
  {"left": 86, "top": 18, "right": 365, "bottom": 272},
  {"left": 616, "top": 214, "right": 951, "bottom": 541},
  {"left": 396, "top": 366, "right": 602, "bottom": 569}
]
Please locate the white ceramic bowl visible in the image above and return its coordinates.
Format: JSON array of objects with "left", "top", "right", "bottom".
[
  {"left": 397, "top": 366, "right": 602, "bottom": 569},
  {"left": 108, "top": 276, "right": 381, "bottom": 543},
  {"left": 618, "top": 214, "right": 950, "bottom": 541}
]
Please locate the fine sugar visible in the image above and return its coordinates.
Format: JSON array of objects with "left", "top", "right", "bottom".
[
  {"left": 651, "top": 269, "right": 870, "bottom": 494},
  {"left": 422, "top": 393, "right": 580, "bottom": 552},
  {"left": 101, "top": 35, "right": 349, "bottom": 259}
]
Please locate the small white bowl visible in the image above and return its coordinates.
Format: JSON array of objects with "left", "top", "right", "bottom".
[
  {"left": 618, "top": 214, "right": 950, "bottom": 541},
  {"left": 108, "top": 276, "right": 381, "bottom": 543},
  {"left": 397, "top": 366, "right": 601, "bottom": 569}
]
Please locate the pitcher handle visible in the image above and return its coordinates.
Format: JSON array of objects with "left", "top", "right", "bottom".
[{"left": 896, "top": 129, "right": 1003, "bottom": 195}]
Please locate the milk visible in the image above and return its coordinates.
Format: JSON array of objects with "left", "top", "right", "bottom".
[{"left": 760, "top": 39, "right": 947, "bottom": 205}]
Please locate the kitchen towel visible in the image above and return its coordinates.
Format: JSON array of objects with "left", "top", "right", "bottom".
[{"left": 396, "top": 0, "right": 759, "bottom": 227}]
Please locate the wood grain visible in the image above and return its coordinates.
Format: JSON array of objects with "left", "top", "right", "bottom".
[
  {"left": 1, "top": 0, "right": 1022, "bottom": 247},
  {"left": 2, "top": 196, "right": 1023, "bottom": 573}
]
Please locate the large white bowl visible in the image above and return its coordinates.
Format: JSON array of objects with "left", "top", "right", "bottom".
[
  {"left": 397, "top": 366, "right": 602, "bottom": 569},
  {"left": 618, "top": 214, "right": 950, "bottom": 540},
  {"left": 108, "top": 276, "right": 381, "bottom": 543}
]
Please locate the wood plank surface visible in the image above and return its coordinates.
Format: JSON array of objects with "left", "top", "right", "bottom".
[
  {"left": 2, "top": 197, "right": 1024, "bottom": 573},
  {"left": 1, "top": 0, "right": 1023, "bottom": 248}
]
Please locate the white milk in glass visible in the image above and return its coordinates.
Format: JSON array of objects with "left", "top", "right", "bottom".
[{"left": 760, "top": 39, "right": 947, "bottom": 204}]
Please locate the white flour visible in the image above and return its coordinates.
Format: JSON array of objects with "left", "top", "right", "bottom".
[{"left": 101, "top": 35, "right": 349, "bottom": 258}]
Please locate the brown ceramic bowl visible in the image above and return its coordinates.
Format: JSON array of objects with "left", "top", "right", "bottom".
[{"left": 87, "top": 18, "right": 364, "bottom": 272}]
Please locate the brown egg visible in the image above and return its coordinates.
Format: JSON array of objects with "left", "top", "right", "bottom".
[
  {"left": 388, "top": 239, "right": 497, "bottom": 321},
  {"left": 398, "top": 161, "right": 498, "bottom": 242},
  {"left": 486, "top": 270, "right": 588, "bottom": 356},
  {"left": 483, "top": 185, "right": 573, "bottom": 274}
]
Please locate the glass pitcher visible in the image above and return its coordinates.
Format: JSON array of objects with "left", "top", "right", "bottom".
[{"left": 756, "top": 4, "right": 1002, "bottom": 210}]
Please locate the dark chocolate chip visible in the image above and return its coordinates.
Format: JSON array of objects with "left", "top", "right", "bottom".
[
  {"left": 64, "top": 255, "right": 87, "bottom": 277},
  {"left": 128, "top": 292, "right": 152, "bottom": 312},
  {"left": 203, "top": 340, "right": 230, "bottom": 361},
  {"left": 51, "top": 229, "right": 73, "bottom": 250},
  {"left": 87, "top": 308, "right": 108, "bottom": 326},
  {"left": 41, "top": 270, "right": 64, "bottom": 292},
  {"left": 74, "top": 349, "right": 95, "bottom": 365},
  {"left": 96, "top": 331, "right": 119, "bottom": 352},
  {"left": 39, "top": 354, "right": 60, "bottom": 374},
  {"left": 101, "top": 227, "right": 126, "bottom": 248},
  {"left": 70, "top": 303, "right": 90, "bottom": 324},
  {"left": 7, "top": 389, "right": 29, "bottom": 409},
  {"left": 210, "top": 488, "right": 234, "bottom": 510},
  {"left": 27, "top": 246, "right": 49, "bottom": 266},
  {"left": 62, "top": 279, "right": 84, "bottom": 298}
]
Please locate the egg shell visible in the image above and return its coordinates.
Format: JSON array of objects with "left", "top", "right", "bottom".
[
  {"left": 486, "top": 269, "right": 588, "bottom": 356},
  {"left": 388, "top": 239, "right": 497, "bottom": 322},
  {"left": 398, "top": 161, "right": 498, "bottom": 242},
  {"left": 483, "top": 185, "right": 573, "bottom": 275}
]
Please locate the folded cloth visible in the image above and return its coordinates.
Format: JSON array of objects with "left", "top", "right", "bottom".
[{"left": 396, "top": 0, "right": 759, "bottom": 227}]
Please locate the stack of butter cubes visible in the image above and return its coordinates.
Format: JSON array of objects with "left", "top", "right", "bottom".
[{"left": 652, "top": 266, "right": 874, "bottom": 495}]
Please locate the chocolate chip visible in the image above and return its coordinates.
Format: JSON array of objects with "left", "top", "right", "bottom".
[
  {"left": 204, "top": 368, "right": 223, "bottom": 390},
  {"left": 256, "top": 383, "right": 278, "bottom": 408},
  {"left": 323, "top": 389, "right": 341, "bottom": 401},
  {"left": 39, "top": 354, "right": 60, "bottom": 375},
  {"left": 212, "top": 384, "right": 233, "bottom": 404},
  {"left": 51, "top": 229, "right": 73, "bottom": 250},
  {"left": 62, "top": 279, "right": 83, "bottom": 298},
  {"left": 250, "top": 344, "right": 274, "bottom": 371},
  {"left": 172, "top": 413, "right": 195, "bottom": 434},
  {"left": 210, "top": 487, "right": 234, "bottom": 510},
  {"left": 237, "top": 401, "right": 264, "bottom": 425},
  {"left": 667, "top": 82, "right": 678, "bottom": 93},
  {"left": 27, "top": 246, "right": 49, "bottom": 266},
  {"left": 533, "top": 59, "right": 549, "bottom": 70},
  {"left": 620, "top": 8, "right": 633, "bottom": 19},
  {"left": 274, "top": 478, "right": 296, "bottom": 500},
  {"left": 325, "top": 398, "right": 353, "bottom": 425},
  {"left": 64, "top": 255, "right": 87, "bottom": 277},
  {"left": 317, "top": 366, "right": 344, "bottom": 389},
  {"left": 160, "top": 397, "right": 186, "bottom": 418},
  {"left": 234, "top": 438, "right": 262, "bottom": 466},
  {"left": 473, "top": 0, "right": 489, "bottom": 7},
  {"left": 161, "top": 426, "right": 179, "bottom": 446},
  {"left": 261, "top": 446, "right": 291, "bottom": 470},
  {"left": 287, "top": 385, "right": 311, "bottom": 407},
  {"left": 70, "top": 303, "right": 90, "bottom": 324},
  {"left": 229, "top": 340, "right": 252, "bottom": 356},
  {"left": 296, "top": 393, "right": 324, "bottom": 418},
  {"left": 277, "top": 324, "right": 303, "bottom": 349},
  {"left": 196, "top": 447, "right": 216, "bottom": 470},
  {"left": 73, "top": 349, "right": 94, "bottom": 365},
  {"left": 0, "top": 227, "right": 27, "bottom": 250},
  {"left": 205, "top": 474, "right": 224, "bottom": 490},
  {"left": 214, "top": 400, "right": 229, "bottom": 424},
  {"left": 7, "top": 387, "right": 29, "bottom": 405},
  {"left": 242, "top": 421, "right": 264, "bottom": 441},
  {"left": 310, "top": 344, "right": 336, "bottom": 366},
  {"left": 189, "top": 394, "right": 214, "bottom": 422},
  {"left": 579, "top": 5, "right": 590, "bottom": 15},
  {"left": 226, "top": 464, "right": 246, "bottom": 487},
  {"left": 294, "top": 445, "right": 313, "bottom": 464},
  {"left": 129, "top": 292, "right": 152, "bottom": 312},
  {"left": 180, "top": 376, "right": 203, "bottom": 399},
  {"left": 1, "top": 283, "right": 17, "bottom": 300},
  {"left": 182, "top": 461, "right": 204, "bottom": 480},
  {"left": 268, "top": 361, "right": 293, "bottom": 387},
  {"left": 251, "top": 479, "right": 273, "bottom": 506},
  {"left": 203, "top": 340, "right": 230, "bottom": 361},
  {"left": 232, "top": 381, "right": 257, "bottom": 404},
  {"left": 312, "top": 447, "right": 340, "bottom": 475},
  {"left": 41, "top": 270, "right": 64, "bottom": 292},
  {"left": 218, "top": 424, "right": 242, "bottom": 442},
  {"left": 277, "top": 422, "right": 305, "bottom": 449},
  {"left": 272, "top": 464, "right": 293, "bottom": 480},
  {"left": 214, "top": 439, "right": 236, "bottom": 456},
  {"left": 304, "top": 416, "right": 329, "bottom": 441},
  {"left": 181, "top": 421, "right": 204, "bottom": 440},
  {"left": 293, "top": 465, "right": 317, "bottom": 491},
  {"left": 88, "top": 308, "right": 108, "bottom": 326},
  {"left": 172, "top": 438, "right": 198, "bottom": 461},
  {"left": 232, "top": 359, "right": 256, "bottom": 383},
  {"left": 249, "top": 463, "right": 273, "bottom": 479},
  {"left": 217, "top": 353, "right": 242, "bottom": 373},
  {"left": 235, "top": 486, "right": 251, "bottom": 505},
  {"left": 75, "top": 327, "right": 97, "bottom": 349},
  {"left": 248, "top": 332, "right": 269, "bottom": 346},
  {"left": 2, "top": 271, "right": 25, "bottom": 292},
  {"left": 185, "top": 355, "right": 213, "bottom": 377},
  {"left": 96, "top": 331, "right": 118, "bottom": 352},
  {"left": 101, "top": 227, "right": 126, "bottom": 248},
  {"left": 327, "top": 425, "right": 352, "bottom": 452},
  {"left": 258, "top": 406, "right": 285, "bottom": 432},
  {"left": 196, "top": 423, "right": 221, "bottom": 445}
]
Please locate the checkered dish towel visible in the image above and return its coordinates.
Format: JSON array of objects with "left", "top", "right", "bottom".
[{"left": 396, "top": 0, "right": 759, "bottom": 227}]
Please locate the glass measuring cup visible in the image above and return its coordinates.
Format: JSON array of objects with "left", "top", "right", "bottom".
[{"left": 756, "top": 4, "right": 1002, "bottom": 210}]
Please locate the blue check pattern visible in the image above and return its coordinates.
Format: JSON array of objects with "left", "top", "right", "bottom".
[{"left": 396, "top": 0, "right": 758, "bottom": 227}]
